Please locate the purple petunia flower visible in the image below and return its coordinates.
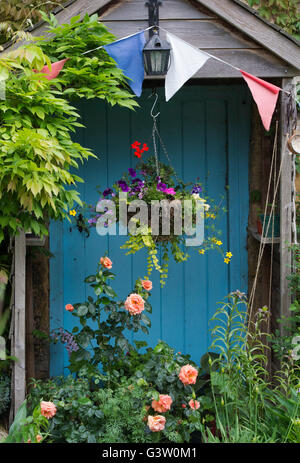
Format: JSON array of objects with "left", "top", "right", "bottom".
[
  {"left": 103, "top": 188, "right": 113, "bottom": 197},
  {"left": 157, "top": 182, "right": 167, "bottom": 192},
  {"left": 118, "top": 180, "right": 130, "bottom": 192},
  {"left": 128, "top": 168, "right": 137, "bottom": 178},
  {"left": 192, "top": 184, "right": 202, "bottom": 194}
]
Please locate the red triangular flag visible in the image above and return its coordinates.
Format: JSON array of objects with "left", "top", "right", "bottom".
[
  {"left": 39, "top": 58, "right": 68, "bottom": 81},
  {"left": 240, "top": 70, "right": 280, "bottom": 131}
]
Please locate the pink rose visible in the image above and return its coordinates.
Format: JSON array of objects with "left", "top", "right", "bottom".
[
  {"left": 141, "top": 279, "right": 153, "bottom": 291},
  {"left": 147, "top": 415, "right": 166, "bottom": 432},
  {"left": 189, "top": 399, "right": 200, "bottom": 410},
  {"left": 100, "top": 257, "right": 113, "bottom": 269},
  {"left": 124, "top": 293, "right": 145, "bottom": 316},
  {"left": 65, "top": 304, "right": 74, "bottom": 312},
  {"left": 151, "top": 394, "right": 173, "bottom": 413},
  {"left": 40, "top": 401, "right": 57, "bottom": 419},
  {"left": 36, "top": 434, "right": 43, "bottom": 443},
  {"left": 179, "top": 364, "right": 198, "bottom": 385}
]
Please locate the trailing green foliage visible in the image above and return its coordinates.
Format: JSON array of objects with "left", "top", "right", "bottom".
[
  {"left": 37, "top": 12, "right": 139, "bottom": 108},
  {"left": 0, "top": 53, "right": 92, "bottom": 242},
  {"left": 0, "top": 14, "right": 138, "bottom": 243}
]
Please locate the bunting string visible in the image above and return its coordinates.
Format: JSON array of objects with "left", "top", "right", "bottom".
[
  {"left": 81, "top": 25, "right": 291, "bottom": 96},
  {"left": 40, "top": 25, "right": 296, "bottom": 130},
  {"left": 82, "top": 25, "right": 156, "bottom": 56}
]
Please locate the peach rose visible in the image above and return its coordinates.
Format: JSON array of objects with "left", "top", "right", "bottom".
[
  {"left": 189, "top": 399, "right": 200, "bottom": 410},
  {"left": 40, "top": 401, "right": 57, "bottom": 419},
  {"left": 141, "top": 279, "right": 153, "bottom": 291},
  {"left": 147, "top": 415, "right": 166, "bottom": 432},
  {"left": 151, "top": 394, "right": 173, "bottom": 413},
  {"left": 124, "top": 293, "right": 145, "bottom": 315},
  {"left": 65, "top": 304, "right": 74, "bottom": 312},
  {"left": 100, "top": 257, "right": 112, "bottom": 269},
  {"left": 179, "top": 364, "right": 198, "bottom": 385},
  {"left": 36, "top": 434, "right": 43, "bottom": 443}
]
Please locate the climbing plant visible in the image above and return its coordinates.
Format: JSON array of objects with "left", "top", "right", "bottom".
[
  {"left": 245, "top": 0, "right": 300, "bottom": 38},
  {"left": 0, "top": 14, "right": 138, "bottom": 243},
  {"left": 0, "top": 1, "right": 67, "bottom": 45}
]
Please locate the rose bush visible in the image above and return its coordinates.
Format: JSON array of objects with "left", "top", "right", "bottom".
[{"left": 51, "top": 258, "right": 152, "bottom": 376}]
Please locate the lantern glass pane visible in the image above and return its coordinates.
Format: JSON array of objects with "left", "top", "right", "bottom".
[{"left": 143, "top": 49, "right": 170, "bottom": 75}]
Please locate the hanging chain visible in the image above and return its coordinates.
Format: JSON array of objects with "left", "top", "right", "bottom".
[
  {"left": 150, "top": 90, "right": 179, "bottom": 182},
  {"left": 152, "top": 117, "right": 160, "bottom": 177}
]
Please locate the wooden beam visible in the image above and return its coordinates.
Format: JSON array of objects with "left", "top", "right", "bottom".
[
  {"left": 194, "top": 0, "right": 300, "bottom": 70},
  {"left": 279, "top": 78, "right": 296, "bottom": 329},
  {"left": 12, "top": 231, "right": 26, "bottom": 416},
  {"left": 25, "top": 252, "right": 35, "bottom": 386}
]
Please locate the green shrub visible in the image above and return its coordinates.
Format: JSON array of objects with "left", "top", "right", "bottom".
[
  {"left": 58, "top": 259, "right": 152, "bottom": 377},
  {"left": 0, "top": 373, "right": 10, "bottom": 416},
  {"left": 28, "top": 375, "right": 152, "bottom": 443},
  {"left": 198, "top": 292, "right": 300, "bottom": 443}
]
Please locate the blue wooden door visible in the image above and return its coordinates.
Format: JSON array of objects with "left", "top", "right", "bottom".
[{"left": 50, "top": 85, "right": 251, "bottom": 376}]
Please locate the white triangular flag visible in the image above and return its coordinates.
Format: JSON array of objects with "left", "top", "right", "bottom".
[{"left": 165, "top": 33, "right": 210, "bottom": 101}]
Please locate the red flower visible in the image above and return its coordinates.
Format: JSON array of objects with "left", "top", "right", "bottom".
[
  {"left": 131, "top": 141, "right": 141, "bottom": 149},
  {"left": 134, "top": 149, "right": 142, "bottom": 158},
  {"left": 131, "top": 141, "right": 149, "bottom": 159}
]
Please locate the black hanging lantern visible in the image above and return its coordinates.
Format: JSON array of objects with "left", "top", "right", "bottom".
[
  {"left": 143, "top": 31, "right": 171, "bottom": 76},
  {"left": 143, "top": 0, "right": 171, "bottom": 76}
]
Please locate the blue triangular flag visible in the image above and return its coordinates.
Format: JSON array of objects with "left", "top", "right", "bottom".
[{"left": 104, "top": 32, "right": 146, "bottom": 97}]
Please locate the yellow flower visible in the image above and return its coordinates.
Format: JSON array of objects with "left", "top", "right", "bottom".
[
  {"left": 205, "top": 213, "right": 210, "bottom": 218},
  {"left": 226, "top": 252, "right": 232, "bottom": 258},
  {"left": 224, "top": 258, "right": 230, "bottom": 264},
  {"left": 216, "top": 241, "right": 222, "bottom": 246},
  {"left": 210, "top": 214, "right": 216, "bottom": 219},
  {"left": 69, "top": 209, "right": 77, "bottom": 217},
  {"left": 199, "top": 249, "right": 205, "bottom": 255}
]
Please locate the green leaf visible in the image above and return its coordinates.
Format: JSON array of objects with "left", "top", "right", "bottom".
[
  {"left": 141, "top": 313, "right": 151, "bottom": 327},
  {"left": 0, "top": 65, "right": 9, "bottom": 81},
  {"left": 5, "top": 400, "right": 27, "bottom": 443},
  {"left": 103, "top": 285, "right": 116, "bottom": 298},
  {"left": 77, "top": 304, "right": 88, "bottom": 316}
]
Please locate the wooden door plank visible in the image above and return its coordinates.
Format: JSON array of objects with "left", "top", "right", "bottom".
[
  {"left": 279, "top": 78, "right": 296, "bottom": 328},
  {"left": 13, "top": 231, "right": 26, "bottom": 416}
]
